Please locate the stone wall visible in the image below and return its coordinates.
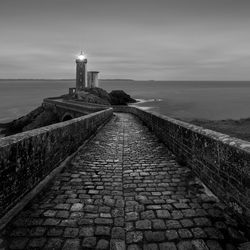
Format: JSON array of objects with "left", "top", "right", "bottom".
[
  {"left": 0, "top": 108, "right": 113, "bottom": 218},
  {"left": 43, "top": 98, "right": 108, "bottom": 121},
  {"left": 113, "top": 105, "right": 250, "bottom": 219}
]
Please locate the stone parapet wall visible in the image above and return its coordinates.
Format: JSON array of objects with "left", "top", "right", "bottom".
[
  {"left": 43, "top": 98, "right": 108, "bottom": 113},
  {"left": 113, "top": 105, "right": 250, "bottom": 219},
  {"left": 43, "top": 98, "right": 110, "bottom": 121},
  {"left": 0, "top": 108, "right": 113, "bottom": 218}
]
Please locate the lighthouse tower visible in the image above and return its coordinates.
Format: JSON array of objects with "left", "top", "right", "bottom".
[{"left": 75, "top": 51, "right": 87, "bottom": 91}]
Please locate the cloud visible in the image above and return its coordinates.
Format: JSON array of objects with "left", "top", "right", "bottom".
[{"left": 0, "top": 0, "right": 250, "bottom": 79}]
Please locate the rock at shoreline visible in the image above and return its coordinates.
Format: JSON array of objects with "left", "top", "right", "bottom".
[{"left": 109, "top": 90, "right": 136, "bottom": 105}]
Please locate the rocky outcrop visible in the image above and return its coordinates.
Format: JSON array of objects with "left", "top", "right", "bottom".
[
  {"left": 66, "top": 87, "right": 136, "bottom": 106},
  {"left": 77, "top": 91, "right": 111, "bottom": 106},
  {"left": 109, "top": 90, "right": 136, "bottom": 105},
  {"left": 82, "top": 87, "right": 111, "bottom": 104}
]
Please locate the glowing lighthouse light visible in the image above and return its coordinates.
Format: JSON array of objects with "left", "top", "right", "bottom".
[
  {"left": 76, "top": 50, "right": 87, "bottom": 90},
  {"left": 77, "top": 51, "right": 86, "bottom": 61}
]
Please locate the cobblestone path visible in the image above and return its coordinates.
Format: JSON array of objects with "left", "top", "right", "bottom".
[{"left": 1, "top": 113, "right": 249, "bottom": 250}]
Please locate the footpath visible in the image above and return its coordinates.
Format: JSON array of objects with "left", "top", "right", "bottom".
[{"left": 1, "top": 113, "right": 249, "bottom": 249}]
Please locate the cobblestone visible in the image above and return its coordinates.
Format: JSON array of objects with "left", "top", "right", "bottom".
[
  {"left": 136, "top": 220, "right": 152, "bottom": 230},
  {"left": 165, "top": 230, "right": 179, "bottom": 241},
  {"left": 63, "top": 227, "right": 79, "bottom": 238},
  {"left": 159, "top": 242, "right": 177, "bottom": 250},
  {"left": 82, "top": 237, "right": 97, "bottom": 248},
  {"left": 44, "top": 238, "right": 63, "bottom": 249},
  {"left": 152, "top": 219, "right": 166, "bottom": 230},
  {"left": 112, "top": 227, "right": 126, "bottom": 239},
  {"left": 1, "top": 113, "right": 249, "bottom": 249},
  {"left": 62, "top": 240, "right": 80, "bottom": 250},
  {"left": 96, "top": 239, "right": 109, "bottom": 249},
  {"left": 95, "top": 226, "right": 111, "bottom": 236},
  {"left": 144, "top": 231, "right": 165, "bottom": 242},
  {"left": 127, "top": 231, "right": 143, "bottom": 244}
]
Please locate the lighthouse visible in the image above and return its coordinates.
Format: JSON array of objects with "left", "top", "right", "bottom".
[{"left": 75, "top": 51, "right": 87, "bottom": 91}]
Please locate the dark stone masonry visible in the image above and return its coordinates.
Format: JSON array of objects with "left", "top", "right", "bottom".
[
  {"left": 0, "top": 108, "right": 112, "bottom": 219},
  {"left": 0, "top": 113, "right": 249, "bottom": 249},
  {"left": 113, "top": 106, "right": 250, "bottom": 220}
]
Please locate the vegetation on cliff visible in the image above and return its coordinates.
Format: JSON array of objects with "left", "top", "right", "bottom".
[
  {"left": 191, "top": 118, "right": 250, "bottom": 141},
  {"left": 76, "top": 87, "right": 111, "bottom": 105},
  {"left": 83, "top": 87, "right": 112, "bottom": 104}
]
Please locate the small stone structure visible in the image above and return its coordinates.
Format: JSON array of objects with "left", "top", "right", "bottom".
[
  {"left": 69, "top": 87, "right": 76, "bottom": 95},
  {"left": 87, "top": 71, "right": 99, "bottom": 88}
]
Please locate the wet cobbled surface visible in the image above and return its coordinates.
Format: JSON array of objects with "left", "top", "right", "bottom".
[{"left": 1, "top": 113, "right": 249, "bottom": 249}]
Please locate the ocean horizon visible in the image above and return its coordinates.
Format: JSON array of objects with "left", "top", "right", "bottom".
[{"left": 0, "top": 79, "right": 250, "bottom": 123}]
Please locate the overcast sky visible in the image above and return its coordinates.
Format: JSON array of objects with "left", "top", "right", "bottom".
[{"left": 1, "top": 0, "right": 250, "bottom": 80}]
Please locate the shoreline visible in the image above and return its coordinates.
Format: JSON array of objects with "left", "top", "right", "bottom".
[
  {"left": 134, "top": 98, "right": 163, "bottom": 104},
  {"left": 130, "top": 98, "right": 163, "bottom": 111}
]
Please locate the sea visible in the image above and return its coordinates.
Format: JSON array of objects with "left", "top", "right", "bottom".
[{"left": 0, "top": 79, "right": 250, "bottom": 124}]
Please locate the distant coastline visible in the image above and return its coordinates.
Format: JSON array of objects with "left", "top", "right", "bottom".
[
  {"left": 0, "top": 78, "right": 135, "bottom": 81},
  {"left": 1, "top": 78, "right": 250, "bottom": 82}
]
